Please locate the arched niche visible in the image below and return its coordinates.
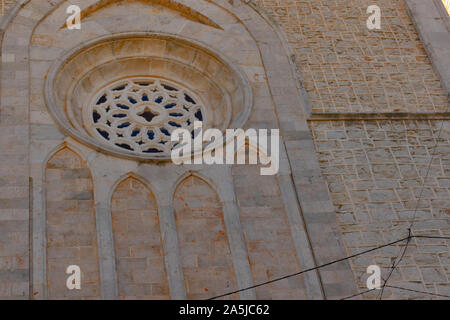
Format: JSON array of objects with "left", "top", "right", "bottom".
[
  {"left": 173, "top": 174, "right": 238, "bottom": 300},
  {"left": 111, "top": 176, "right": 169, "bottom": 300},
  {"left": 45, "top": 147, "right": 101, "bottom": 299}
]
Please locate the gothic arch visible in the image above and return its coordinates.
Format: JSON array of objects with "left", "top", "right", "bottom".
[
  {"left": 60, "top": 0, "right": 222, "bottom": 30},
  {"left": 109, "top": 172, "right": 159, "bottom": 209},
  {"left": 231, "top": 162, "right": 309, "bottom": 299},
  {"left": 173, "top": 174, "right": 238, "bottom": 299},
  {"left": 42, "top": 143, "right": 91, "bottom": 174},
  {"left": 170, "top": 171, "right": 222, "bottom": 204},
  {"left": 45, "top": 146, "right": 101, "bottom": 299},
  {"left": 0, "top": 0, "right": 355, "bottom": 300},
  {"left": 110, "top": 175, "right": 170, "bottom": 299}
]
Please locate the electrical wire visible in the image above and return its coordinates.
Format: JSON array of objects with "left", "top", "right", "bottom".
[
  {"left": 340, "top": 288, "right": 377, "bottom": 300},
  {"left": 378, "top": 115, "right": 449, "bottom": 300},
  {"left": 208, "top": 235, "right": 449, "bottom": 300},
  {"left": 378, "top": 228, "right": 412, "bottom": 299},
  {"left": 341, "top": 283, "right": 450, "bottom": 300},
  {"left": 386, "top": 285, "right": 450, "bottom": 299}
]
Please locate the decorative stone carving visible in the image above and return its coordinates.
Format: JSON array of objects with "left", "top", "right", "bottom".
[
  {"left": 86, "top": 77, "right": 205, "bottom": 155},
  {"left": 45, "top": 33, "right": 253, "bottom": 160}
]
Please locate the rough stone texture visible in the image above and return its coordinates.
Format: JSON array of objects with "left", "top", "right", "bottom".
[
  {"left": 0, "top": 0, "right": 31, "bottom": 300},
  {"left": 404, "top": 0, "right": 450, "bottom": 96},
  {"left": 0, "top": 0, "right": 448, "bottom": 300},
  {"left": 174, "top": 176, "right": 238, "bottom": 300},
  {"left": 255, "top": 0, "right": 449, "bottom": 299},
  {"left": 311, "top": 120, "right": 449, "bottom": 299},
  {"left": 111, "top": 177, "right": 170, "bottom": 300},
  {"left": 257, "top": 0, "right": 448, "bottom": 113},
  {"left": 46, "top": 148, "right": 101, "bottom": 299},
  {"left": 0, "top": 1, "right": 15, "bottom": 15},
  {"left": 232, "top": 164, "right": 309, "bottom": 299}
]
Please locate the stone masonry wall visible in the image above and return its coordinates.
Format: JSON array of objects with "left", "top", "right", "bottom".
[
  {"left": 111, "top": 177, "right": 170, "bottom": 300},
  {"left": 0, "top": 0, "right": 30, "bottom": 299},
  {"left": 257, "top": 0, "right": 449, "bottom": 299},
  {"left": 173, "top": 176, "right": 239, "bottom": 300},
  {"left": 0, "top": 1, "right": 15, "bottom": 15},
  {"left": 311, "top": 120, "right": 449, "bottom": 298},
  {"left": 46, "top": 148, "right": 101, "bottom": 299},
  {"left": 232, "top": 164, "right": 309, "bottom": 299},
  {"left": 0, "top": 0, "right": 448, "bottom": 300},
  {"left": 257, "top": 0, "right": 448, "bottom": 113}
]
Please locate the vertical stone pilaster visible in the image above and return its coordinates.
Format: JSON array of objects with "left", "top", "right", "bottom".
[
  {"left": 222, "top": 200, "right": 256, "bottom": 300},
  {"left": 277, "top": 142, "right": 324, "bottom": 299},
  {"left": 0, "top": 3, "right": 32, "bottom": 299},
  {"left": 94, "top": 205, "right": 118, "bottom": 300},
  {"left": 158, "top": 204, "right": 187, "bottom": 300},
  {"left": 231, "top": 1, "right": 359, "bottom": 299},
  {"left": 404, "top": 0, "right": 450, "bottom": 96}
]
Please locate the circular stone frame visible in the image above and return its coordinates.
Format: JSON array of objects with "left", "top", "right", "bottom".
[
  {"left": 85, "top": 77, "right": 207, "bottom": 155},
  {"left": 45, "top": 32, "right": 253, "bottom": 161}
]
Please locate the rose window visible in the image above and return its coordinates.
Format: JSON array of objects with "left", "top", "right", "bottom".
[
  {"left": 86, "top": 78, "right": 205, "bottom": 155},
  {"left": 46, "top": 35, "right": 252, "bottom": 160}
]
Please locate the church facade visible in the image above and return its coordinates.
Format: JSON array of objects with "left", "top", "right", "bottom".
[{"left": 0, "top": 0, "right": 448, "bottom": 300}]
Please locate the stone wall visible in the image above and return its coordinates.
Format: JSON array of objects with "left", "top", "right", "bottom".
[
  {"left": 257, "top": 0, "right": 448, "bottom": 113},
  {"left": 46, "top": 148, "right": 101, "bottom": 299},
  {"left": 0, "top": 0, "right": 448, "bottom": 300},
  {"left": 257, "top": 0, "right": 449, "bottom": 299},
  {"left": 0, "top": 0, "right": 30, "bottom": 300},
  {"left": 232, "top": 164, "right": 309, "bottom": 299},
  {"left": 0, "top": 1, "right": 15, "bottom": 15},
  {"left": 311, "top": 120, "right": 449, "bottom": 298},
  {"left": 174, "top": 176, "right": 239, "bottom": 300},
  {"left": 111, "top": 177, "right": 169, "bottom": 300}
]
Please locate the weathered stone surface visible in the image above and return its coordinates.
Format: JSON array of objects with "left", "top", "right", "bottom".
[
  {"left": 311, "top": 119, "right": 449, "bottom": 299},
  {"left": 174, "top": 176, "right": 238, "bottom": 300},
  {"left": 0, "top": 0, "right": 448, "bottom": 301},
  {"left": 233, "top": 164, "right": 309, "bottom": 299},
  {"left": 111, "top": 177, "right": 169, "bottom": 300},
  {"left": 257, "top": 0, "right": 448, "bottom": 113},
  {"left": 46, "top": 148, "right": 101, "bottom": 300}
]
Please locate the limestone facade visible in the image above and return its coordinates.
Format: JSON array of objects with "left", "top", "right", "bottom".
[
  {"left": 257, "top": 0, "right": 450, "bottom": 299},
  {"left": 0, "top": 0, "right": 448, "bottom": 300}
]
